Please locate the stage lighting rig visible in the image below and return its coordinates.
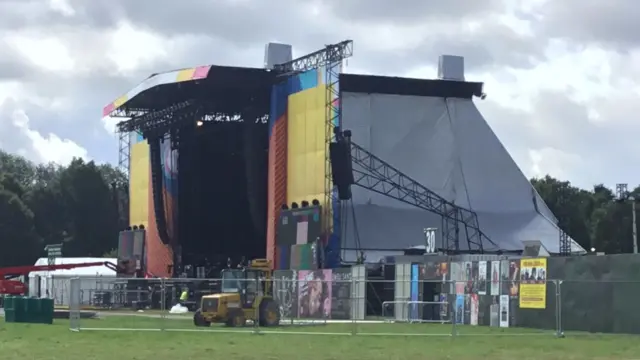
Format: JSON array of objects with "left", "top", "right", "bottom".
[{"left": 116, "top": 99, "right": 198, "bottom": 136}]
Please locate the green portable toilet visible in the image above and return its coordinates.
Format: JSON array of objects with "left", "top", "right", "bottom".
[
  {"left": 4, "top": 296, "right": 15, "bottom": 323},
  {"left": 25, "top": 297, "right": 41, "bottom": 323},
  {"left": 13, "top": 296, "right": 26, "bottom": 323},
  {"left": 39, "top": 298, "right": 54, "bottom": 324}
]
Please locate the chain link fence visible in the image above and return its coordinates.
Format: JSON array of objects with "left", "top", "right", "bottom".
[{"left": 62, "top": 277, "right": 579, "bottom": 336}]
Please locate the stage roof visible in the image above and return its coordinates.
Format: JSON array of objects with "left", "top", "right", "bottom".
[
  {"left": 102, "top": 65, "right": 275, "bottom": 117},
  {"left": 103, "top": 64, "right": 485, "bottom": 119}
]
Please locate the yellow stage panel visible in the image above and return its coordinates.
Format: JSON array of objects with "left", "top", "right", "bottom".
[
  {"left": 129, "top": 141, "right": 150, "bottom": 227},
  {"left": 286, "top": 85, "right": 327, "bottom": 206}
]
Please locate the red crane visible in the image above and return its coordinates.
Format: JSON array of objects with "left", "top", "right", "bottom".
[{"left": 0, "top": 261, "right": 122, "bottom": 295}]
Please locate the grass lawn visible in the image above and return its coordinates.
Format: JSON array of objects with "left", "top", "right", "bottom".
[{"left": 1, "top": 316, "right": 639, "bottom": 360}]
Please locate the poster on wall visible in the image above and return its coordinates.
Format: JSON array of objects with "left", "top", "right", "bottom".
[
  {"left": 273, "top": 270, "right": 298, "bottom": 319},
  {"left": 470, "top": 294, "right": 479, "bottom": 325},
  {"left": 439, "top": 294, "right": 448, "bottom": 319},
  {"left": 464, "top": 294, "right": 471, "bottom": 325},
  {"left": 330, "top": 269, "right": 352, "bottom": 319},
  {"left": 463, "top": 262, "right": 473, "bottom": 293},
  {"left": 455, "top": 295, "right": 464, "bottom": 324},
  {"left": 421, "top": 262, "right": 447, "bottom": 281},
  {"left": 469, "top": 262, "right": 479, "bottom": 294},
  {"left": 298, "top": 270, "right": 332, "bottom": 319},
  {"left": 499, "top": 295, "right": 509, "bottom": 327},
  {"left": 500, "top": 260, "right": 510, "bottom": 295},
  {"left": 451, "top": 262, "right": 465, "bottom": 295},
  {"left": 508, "top": 260, "right": 520, "bottom": 297},
  {"left": 519, "top": 258, "right": 547, "bottom": 309},
  {"left": 410, "top": 264, "right": 420, "bottom": 321},
  {"left": 490, "top": 261, "right": 500, "bottom": 296},
  {"left": 478, "top": 261, "right": 487, "bottom": 295}
]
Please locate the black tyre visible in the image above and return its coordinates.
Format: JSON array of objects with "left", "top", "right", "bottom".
[
  {"left": 258, "top": 298, "right": 280, "bottom": 327},
  {"left": 225, "top": 309, "right": 246, "bottom": 327},
  {"left": 193, "top": 309, "right": 210, "bottom": 327}
]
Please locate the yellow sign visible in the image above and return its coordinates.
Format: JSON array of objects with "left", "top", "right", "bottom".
[{"left": 519, "top": 258, "right": 547, "bottom": 309}]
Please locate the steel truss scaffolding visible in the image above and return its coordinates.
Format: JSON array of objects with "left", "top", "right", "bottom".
[
  {"left": 349, "top": 141, "right": 496, "bottom": 253},
  {"left": 110, "top": 108, "right": 149, "bottom": 180},
  {"left": 274, "top": 40, "right": 354, "bottom": 250}
]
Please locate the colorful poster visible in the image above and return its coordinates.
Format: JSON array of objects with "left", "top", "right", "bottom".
[
  {"left": 464, "top": 262, "right": 472, "bottom": 281},
  {"left": 273, "top": 270, "right": 299, "bottom": 319},
  {"left": 500, "top": 260, "right": 510, "bottom": 295},
  {"left": 439, "top": 294, "right": 448, "bottom": 320},
  {"left": 470, "top": 294, "right": 479, "bottom": 325},
  {"left": 439, "top": 262, "right": 448, "bottom": 281},
  {"left": 452, "top": 262, "right": 465, "bottom": 295},
  {"left": 478, "top": 261, "right": 487, "bottom": 295},
  {"left": 519, "top": 258, "right": 547, "bottom": 309},
  {"left": 455, "top": 295, "right": 464, "bottom": 324},
  {"left": 464, "top": 261, "right": 473, "bottom": 294},
  {"left": 469, "top": 262, "right": 479, "bottom": 294},
  {"left": 508, "top": 260, "right": 520, "bottom": 297},
  {"left": 330, "top": 269, "right": 352, "bottom": 319},
  {"left": 490, "top": 261, "right": 500, "bottom": 296},
  {"left": 464, "top": 295, "right": 471, "bottom": 325},
  {"left": 499, "top": 295, "right": 509, "bottom": 327},
  {"left": 410, "top": 264, "right": 420, "bottom": 321},
  {"left": 298, "top": 270, "right": 332, "bottom": 318}
]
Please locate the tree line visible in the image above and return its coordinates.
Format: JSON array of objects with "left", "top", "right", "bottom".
[
  {"left": 0, "top": 149, "right": 637, "bottom": 267},
  {"left": 0, "top": 150, "right": 128, "bottom": 267},
  {"left": 531, "top": 176, "right": 639, "bottom": 254}
]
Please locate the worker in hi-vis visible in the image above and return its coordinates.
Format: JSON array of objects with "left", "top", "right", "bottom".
[{"left": 179, "top": 288, "right": 189, "bottom": 305}]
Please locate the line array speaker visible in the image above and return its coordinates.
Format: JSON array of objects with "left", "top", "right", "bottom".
[{"left": 329, "top": 140, "right": 354, "bottom": 200}]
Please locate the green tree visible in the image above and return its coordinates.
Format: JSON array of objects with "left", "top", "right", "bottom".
[
  {"left": 0, "top": 186, "right": 41, "bottom": 266},
  {"left": 56, "top": 158, "right": 121, "bottom": 257}
]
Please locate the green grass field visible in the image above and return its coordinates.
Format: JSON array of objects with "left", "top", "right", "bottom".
[{"left": 1, "top": 315, "right": 639, "bottom": 360}]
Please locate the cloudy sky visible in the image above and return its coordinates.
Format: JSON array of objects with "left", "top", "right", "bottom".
[{"left": 0, "top": 0, "right": 638, "bottom": 190}]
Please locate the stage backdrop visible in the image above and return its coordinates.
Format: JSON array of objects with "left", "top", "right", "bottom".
[
  {"left": 267, "top": 65, "right": 342, "bottom": 269},
  {"left": 128, "top": 132, "right": 173, "bottom": 277}
]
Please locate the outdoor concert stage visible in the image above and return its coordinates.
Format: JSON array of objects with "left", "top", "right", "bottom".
[{"left": 105, "top": 41, "right": 584, "bottom": 278}]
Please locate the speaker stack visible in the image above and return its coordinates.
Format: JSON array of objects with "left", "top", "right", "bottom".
[{"left": 329, "top": 129, "right": 355, "bottom": 200}]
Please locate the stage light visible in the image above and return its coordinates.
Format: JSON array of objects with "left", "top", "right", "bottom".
[
  {"left": 132, "top": 225, "right": 139, "bottom": 230},
  {"left": 312, "top": 199, "right": 320, "bottom": 206},
  {"left": 281, "top": 204, "right": 289, "bottom": 210},
  {"left": 126, "top": 226, "right": 132, "bottom": 231},
  {"left": 291, "top": 202, "right": 299, "bottom": 209},
  {"left": 301, "top": 200, "right": 309, "bottom": 207},
  {"left": 196, "top": 120, "right": 204, "bottom": 127},
  {"left": 139, "top": 224, "right": 145, "bottom": 230}
]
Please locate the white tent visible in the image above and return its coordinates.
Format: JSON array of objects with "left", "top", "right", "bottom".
[
  {"left": 340, "top": 57, "right": 586, "bottom": 260},
  {"left": 28, "top": 257, "right": 118, "bottom": 306}
]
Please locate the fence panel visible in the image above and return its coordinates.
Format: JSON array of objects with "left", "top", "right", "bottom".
[
  {"left": 65, "top": 274, "right": 640, "bottom": 336},
  {"left": 559, "top": 279, "right": 640, "bottom": 334}
]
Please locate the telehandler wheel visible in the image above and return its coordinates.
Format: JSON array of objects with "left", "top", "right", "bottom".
[
  {"left": 259, "top": 298, "right": 281, "bottom": 327},
  {"left": 225, "top": 309, "right": 246, "bottom": 327},
  {"left": 193, "top": 309, "right": 211, "bottom": 327}
]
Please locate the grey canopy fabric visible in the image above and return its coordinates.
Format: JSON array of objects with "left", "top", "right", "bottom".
[{"left": 340, "top": 93, "right": 584, "bottom": 261}]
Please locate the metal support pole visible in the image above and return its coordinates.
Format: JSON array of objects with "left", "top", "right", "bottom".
[
  {"left": 555, "top": 280, "right": 564, "bottom": 338},
  {"left": 632, "top": 201, "right": 637, "bottom": 254}
]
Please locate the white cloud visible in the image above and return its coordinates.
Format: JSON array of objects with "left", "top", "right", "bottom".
[
  {"left": 107, "top": 22, "right": 169, "bottom": 75},
  {"left": 11, "top": 108, "right": 88, "bottom": 165},
  {"left": 0, "top": 101, "right": 88, "bottom": 165},
  {"left": 528, "top": 147, "right": 583, "bottom": 181},
  {"left": 48, "top": 0, "right": 76, "bottom": 17},
  {"left": 101, "top": 116, "right": 123, "bottom": 135},
  {"left": 5, "top": 34, "right": 76, "bottom": 73},
  {"left": 1, "top": 0, "right": 639, "bottom": 188}
]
